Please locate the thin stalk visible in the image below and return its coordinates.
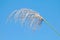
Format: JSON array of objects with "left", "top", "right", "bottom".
[{"left": 42, "top": 17, "right": 60, "bottom": 36}]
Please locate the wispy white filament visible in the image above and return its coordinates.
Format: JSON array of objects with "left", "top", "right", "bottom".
[{"left": 7, "top": 8, "right": 43, "bottom": 30}]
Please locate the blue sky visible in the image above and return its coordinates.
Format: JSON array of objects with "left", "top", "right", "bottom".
[{"left": 0, "top": 0, "right": 60, "bottom": 40}]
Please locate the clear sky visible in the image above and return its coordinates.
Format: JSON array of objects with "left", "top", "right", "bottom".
[{"left": 0, "top": 0, "right": 60, "bottom": 40}]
